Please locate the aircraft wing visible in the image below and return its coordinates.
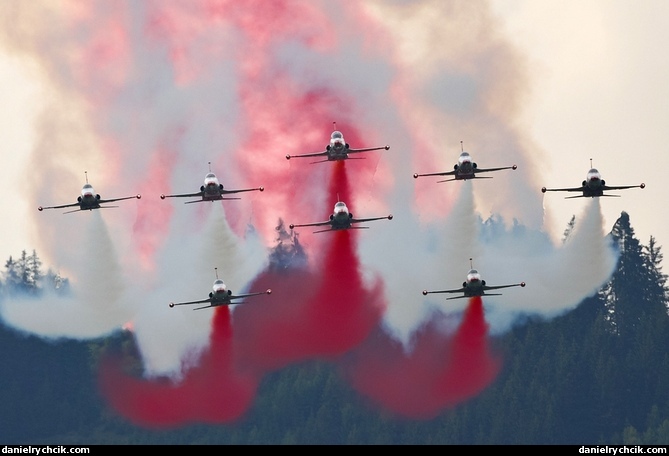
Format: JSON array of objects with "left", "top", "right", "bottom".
[
  {"left": 230, "top": 289, "right": 272, "bottom": 300},
  {"left": 352, "top": 215, "right": 393, "bottom": 224},
  {"left": 483, "top": 283, "right": 525, "bottom": 291},
  {"left": 99, "top": 194, "right": 141, "bottom": 204},
  {"left": 414, "top": 170, "right": 458, "bottom": 178},
  {"left": 183, "top": 196, "right": 242, "bottom": 204},
  {"left": 38, "top": 202, "right": 81, "bottom": 211},
  {"left": 474, "top": 165, "right": 517, "bottom": 173},
  {"left": 542, "top": 186, "right": 584, "bottom": 193},
  {"left": 161, "top": 191, "right": 205, "bottom": 199},
  {"left": 347, "top": 145, "right": 390, "bottom": 154},
  {"left": 221, "top": 187, "right": 264, "bottom": 195},
  {"left": 169, "top": 297, "right": 213, "bottom": 308},
  {"left": 189, "top": 290, "right": 270, "bottom": 310},
  {"left": 423, "top": 287, "right": 466, "bottom": 295},
  {"left": 602, "top": 184, "right": 645, "bottom": 191},
  {"left": 286, "top": 150, "right": 328, "bottom": 160}
]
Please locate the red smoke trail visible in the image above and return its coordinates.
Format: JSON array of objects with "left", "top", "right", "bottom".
[
  {"left": 99, "top": 306, "right": 259, "bottom": 428},
  {"left": 340, "top": 296, "right": 501, "bottom": 419},
  {"left": 72, "top": 1, "right": 500, "bottom": 425},
  {"left": 232, "top": 161, "right": 385, "bottom": 374}
]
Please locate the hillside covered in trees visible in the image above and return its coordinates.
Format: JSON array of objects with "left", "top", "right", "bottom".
[{"left": 0, "top": 212, "right": 668, "bottom": 444}]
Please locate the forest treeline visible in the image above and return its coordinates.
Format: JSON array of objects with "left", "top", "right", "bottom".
[{"left": 0, "top": 211, "right": 668, "bottom": 444}]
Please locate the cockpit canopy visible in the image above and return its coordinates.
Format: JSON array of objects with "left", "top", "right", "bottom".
[
  {"left": 458, "top": 152, "right": 472, "bottom": 164},
  {"left": 204, "top": 172, "right": 220, "bottom": 186},
  {"left": 466, "top": 269, "right": 481, "bottom": 282},
  {"left": 587, "top": 168, "right": 601, "bottom": 181},
  {"left": 213, "top": 279, "right": 227, "bottom": 294},
  {"left": 330, "top": 131, "right": 345, "bottom": 149},
  {"left": 334, "top": 201, "right": 348, "bottom": 214},
  {"left": 81, "top": 183, "right": 95, "bottom": 197}
]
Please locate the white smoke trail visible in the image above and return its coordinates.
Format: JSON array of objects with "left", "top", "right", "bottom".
[
  {"left": 0, "top": 210, "right": 134, "bottom": 338},
  {"left": 0, "top": 1, "right": 619, "bottom": 373},
  {"left": 130, "top": 203, "right": 267, "bottom": 377}
]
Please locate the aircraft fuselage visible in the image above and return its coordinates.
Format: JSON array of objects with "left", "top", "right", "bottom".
[
  {"left": 582, "top": 169, "right": 605, "bottom": 196},
  {"left": 200, "top": 173, "right": 226, "bottom": 200},
  {"left": 329, "top": 201, "right": 353, "bottom": 229},
  {"left": 454, "top": 152, "right": 476, "bottom": 179},
  {"left": 77, "top": 184, "right": 102, "bottom": 210},
  {"left": 462, "top": 269, "right": 486, "bottom": 296},
  {"left": 325, "top": 130, "right": 350, "bottom": 160}
]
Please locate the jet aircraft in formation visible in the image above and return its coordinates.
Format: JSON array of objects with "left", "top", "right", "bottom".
[
  {"left": 38, "top": 172, "right": 141, "bottom": 214},
  {"left": 413, "top": 141, "right": 517, "bottom": 182},
  {"left": 169, "top": 268, "right": 272, "bottom": 311},
  {"left": 289, "top": 198, "right": 393, "bottom": 234},
  {"left": 541, "top": 160, "right": 645, "bottom": 198},
  {"left": 160, "top": 162, "right": 264, "bottom": 203},
  {"left": 285, "top": 122, "right": 390, "bottom": 163},
  {"left": 422, "top": 259, "right": 525, "bottom": 300}
]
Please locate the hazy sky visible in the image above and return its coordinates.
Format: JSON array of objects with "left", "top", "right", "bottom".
[
  {"left": 2, "top": 0, "right": 666, "bottom": 262},
  {"left": 0, "top": 0, "right": 666, "bottom": 362},
  {"left": 491, "top": 0, "right": 668, "bottom": 250}
]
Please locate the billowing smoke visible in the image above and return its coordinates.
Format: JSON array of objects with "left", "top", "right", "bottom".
[
  {"left": 99, "top": 307, "right": 259, "bottom": 428},
  {"left": 340, "top": 296, "right": 501, "bottom": 419},
  {"left": 0, "top": 0, "right": 618, "bottom": 425}
]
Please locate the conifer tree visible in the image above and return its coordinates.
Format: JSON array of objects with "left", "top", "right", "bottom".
[
  {"left": 603, "top": 212, "right": 648, "bottom": 337},
  {"left": 3, "top": 255, "right": 21, "bottom": 290},
  {"left": 601, "top": 212, "right": 669, "bottom": 431}
]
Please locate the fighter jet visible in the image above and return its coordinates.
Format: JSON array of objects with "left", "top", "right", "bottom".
[
  {"left": 413, "top": 141, "right": 517, "bottom": 182},
  {"left": 160, "top": 162, "right": 264, "bottom": 203},
  {"left": 285, "top": 122, "right": 389, "bottom": 163},
  {"left": 541, "top": 159, "right": 645, "bottom": 198},
  {"left": 422, "top": 259, "right": 525, "bottom": 300},
  {"left": 289, "top": 198, "right": 393, "bottom": 234},
  {"left": 169, "top": 268, "right": 272, "bottom": 311},
  {"left": 38, "top": 172, "right": 141, "bottom": 214}
]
